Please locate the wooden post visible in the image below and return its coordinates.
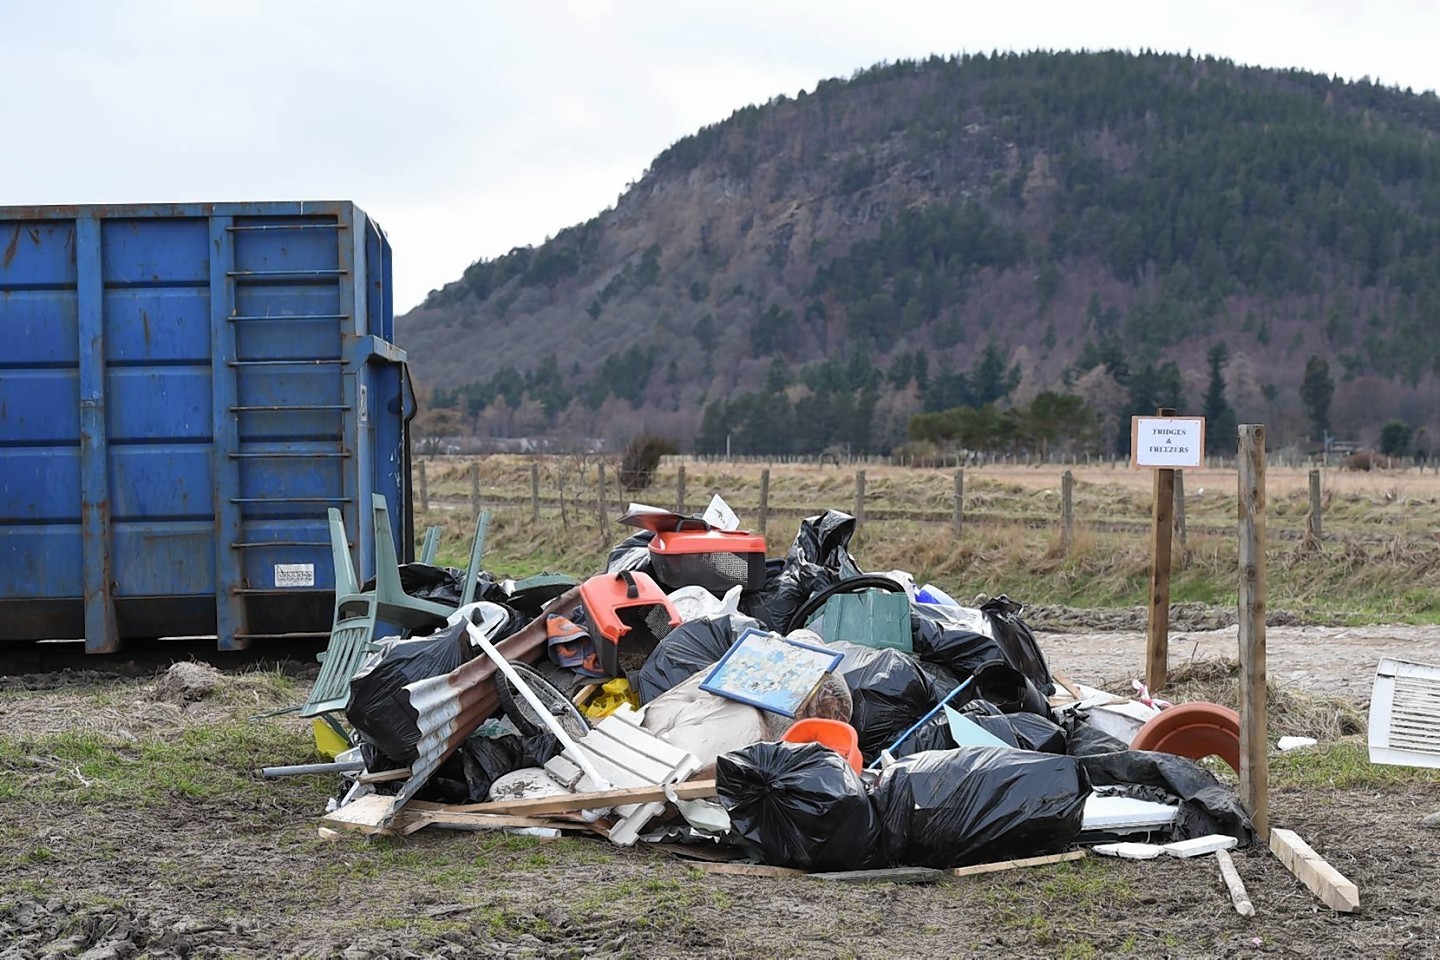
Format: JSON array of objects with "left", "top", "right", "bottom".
[
  {"left": 1146, "top": 407, "right": 1177, "bottom": 693},
  {"left": 676, "top": 465, "right": 686, "bottom": 515},
  {"left": 417, "top": 460, "right": 429, "bottom": 514},
  {"left": 1307, "top": 468, "right": 1322, "bottom": 542},
  {"left": 1215, "top": 850, "right": 1255, "bottom": 917},
  {"left": 759, "top": 468, "right": 771, "bottom": 535},
  {"left": 529, "top": 461, "right": 540, "bottom": 523},
  {"left": 1238, "top": 423, "right": 1269, "bottom": 840},
  {"left": 470, "top": 463, "right": 480, "bottom": 519},
  {"left": 854, "top": 470, "right": 866, "bottom": 530},
  {"left": 1173, "top": 469, "right": 1187, "bottom": 551},
  {"left": 597, "top": 462, "right": 610, "bottom": 533},
  {"left": 953, "top": 469, "right": 965, "bottom": 538},
  {"left": 1061, "top": 470, "right": 1074, "bottom": 553}
]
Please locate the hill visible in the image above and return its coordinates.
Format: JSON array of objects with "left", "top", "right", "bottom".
[{"left": 398, "top": 50, "right": 1440, "bottom": 457}]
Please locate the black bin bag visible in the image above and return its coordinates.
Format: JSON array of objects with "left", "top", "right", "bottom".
[
  {"left": 635, "top": 614, "right": 759, "bottom": 704},
  {"left": 1079, "top": 750, "right": 1255, "bottom": 846},
  {"left": 875, "top": 746, "right": 1091, "bottom": 868},
  {"left": 960, "top": 699, "right": 1068, "bottom": 753},
  {"left": 915, "top": 595, "right": 1054, "bottom": 702},
  {"left": 765, "top": 511, "right": 863, "bottom": 634},
  {"left": 981, "top": 596, "right": 1054, "bottom": 697},
  {"left": 607, "top": 530, "right": 656, "bottom": 576},
  {"left": 345, "top": 619, "right": 476, "bottom": 765},
  {"left": 828, "top": 641, "right": 944, "bottom": 762},
  {"left": 716, "top": 741, "right": 882, "bottom": 872}
]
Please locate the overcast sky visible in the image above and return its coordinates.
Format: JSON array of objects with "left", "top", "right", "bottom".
[{"left": 4, "top": 0, "right": 1439, "bottom": 313}]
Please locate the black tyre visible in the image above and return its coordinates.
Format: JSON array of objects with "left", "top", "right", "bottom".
[
  {"left": 495, "top": 661, "right": 590, "bottom": 740},
  {"left": 784, "top": 574, "right": 908, "bottom": 635}
]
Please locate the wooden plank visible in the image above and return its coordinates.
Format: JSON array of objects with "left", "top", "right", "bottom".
[
  {"left": 415, "top": 814, "right": 594, "bottom": 834},
  {"left": 357, "top": 767, "right": 412, "bottom": 784},
  {"left": 654, "top": 842, "right": 745, "bottom": 863},
  {"left": 1216, "top": 849, "right": 1255, "bottom": 917},
  {"left": 1052, "top": 671, "right": 1084, "bottom": 702},
  {"left": 950, "top": 850, "right": 1086, "bottom": 878},
  {"left": 1238, "top": 424, "right": 1270, "bottom": 839},
  {"left": 1270, "top": 828, "right": 1359, "bottom": 912},
  {"left": 321, "top": 794, "right": 399, "bottom": 834},
  {"left": 443, "top": 778, "right": 718, "bottom": 816},
  {"left": 809, "top": 867, "right": 945, "bottom": 885},
  {"left": 695, "top": 862, "right": 807, "bottom": 878}
]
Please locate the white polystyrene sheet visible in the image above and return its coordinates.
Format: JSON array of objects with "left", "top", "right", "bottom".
[{"left": 1081, "top": 795, "right": 1178, "bottom": 833}]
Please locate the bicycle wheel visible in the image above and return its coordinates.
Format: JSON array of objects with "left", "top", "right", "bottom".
[{"left": 494, "top": 661, "right": 590, "bottom": 741}]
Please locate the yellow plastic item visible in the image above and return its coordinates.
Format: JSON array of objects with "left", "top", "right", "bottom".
[
  {"left": 312, "top": 717, "right": 351, "bottom": 759},
  {"left": 581, "top": 677, "right": 640, "bottom": 721}
]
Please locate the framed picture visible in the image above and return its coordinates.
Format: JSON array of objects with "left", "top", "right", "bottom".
[{"left": 700, "top": 627, "right": 845, "bottom": 717}]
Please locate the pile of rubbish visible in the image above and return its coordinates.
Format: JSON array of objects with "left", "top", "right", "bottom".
[{"left": 294, "top": 497, "right": 1255, "bottom": 874}]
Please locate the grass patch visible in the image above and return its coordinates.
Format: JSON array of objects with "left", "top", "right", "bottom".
[
  {"left": 1270, "top": 740, "right": 1440, "bottom": 789},
  {"left": 0, "top": 721, "right": 326, "bottom": 808}
]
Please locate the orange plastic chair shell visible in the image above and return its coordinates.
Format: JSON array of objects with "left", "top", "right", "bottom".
[
  {"left": 1129, "top": 701, "right": 1242, "bottom": 774},
  {"left": 781, "top": 718, "right": 863, "bottom": 774}
]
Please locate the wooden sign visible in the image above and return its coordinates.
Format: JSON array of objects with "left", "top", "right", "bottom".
[{"left": 1131, "top": 416, "right": 1206, "bottom": 469}]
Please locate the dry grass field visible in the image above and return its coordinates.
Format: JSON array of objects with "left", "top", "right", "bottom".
[{"left": 412, "top": 456, "right": 1440, "bottom": 624}]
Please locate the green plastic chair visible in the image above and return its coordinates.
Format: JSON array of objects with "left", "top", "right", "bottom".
[
  {"left": 418, "top": 525, "right": 441, "bottom": 564},
  {"left": 300, "top": 497, "right": 490, "bottom": 717}
]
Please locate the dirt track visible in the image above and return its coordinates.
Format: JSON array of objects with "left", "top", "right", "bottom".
[{"left": 1044, "top": 621, "right": 1440, "bottom": 702}]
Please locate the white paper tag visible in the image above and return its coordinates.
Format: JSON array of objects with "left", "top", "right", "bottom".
[
  {"left": 702, "top": 494, "right": 740, "bottom": 531},
  {"left": 274, "top": 563, "right": 315, "bottom": 588}
]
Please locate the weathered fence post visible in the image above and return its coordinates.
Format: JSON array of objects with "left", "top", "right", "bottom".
[
  {"left": 1146, "top": 408, "right": 1178, "bottom": 694},
  {"left": 953, "top": 469, "right": 965, "bottom": 538},
  {"left": 597, "top": 462, "right": 610, "bottom": 533},
  {"left": 530, "top": 461, "right": 541, "bottom": 523},
  {"left": 470, "top": 463, "right": 480, "bottom": 519},
  {"left": 854, "top": 470, "right": 866, "bottom": 531},
  {"left": 1238, "top": 424, "right": 1270, "bottom": 839},
  {"left": 417, "top": 460, "right": 429, "bottom": 514},
  {"left": 759, "top": 468, "right": 771, "bottom": 535},
  {"left": 1307, "top": 468, "right": 1323, "bottom": 543},
  {"left": 1061, "top": 469, "right": 1074, "bottom": 553},
  {"left": 676, "top": 465, "right": 686, "bottom": 516}
]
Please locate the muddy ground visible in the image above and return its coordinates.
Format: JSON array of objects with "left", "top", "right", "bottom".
[{"left": 1, "top": 616, "right": 1438, "bottom": 959}]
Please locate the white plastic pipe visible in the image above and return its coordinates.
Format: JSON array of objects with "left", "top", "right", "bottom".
[{"left": 464, "top": 620, "right": 613, "bottom": 792}]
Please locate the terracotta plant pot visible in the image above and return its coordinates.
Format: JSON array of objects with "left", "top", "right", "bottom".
[{"left": 1129, "top": 702, "right": 1242, "bottom": 773}]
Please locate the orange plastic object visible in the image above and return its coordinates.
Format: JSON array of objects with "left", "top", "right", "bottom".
[
  {"left": 782, "top": 718, "right": 863, "bottom": 774},
  {"left": 1129, "top": 702, "right": 1242, "bottom": 774},
  {"left": 577, "top": 570, "right": 681, "bottom": 677},
  {"left": 649, "top": 529, "right": 767, "bottom": 594}
]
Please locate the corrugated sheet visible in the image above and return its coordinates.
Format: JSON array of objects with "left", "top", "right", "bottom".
[{"left": 382, "top": 588, "right": 581, "bottom": 824}]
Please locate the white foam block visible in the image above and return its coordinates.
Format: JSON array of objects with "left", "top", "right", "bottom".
[
  {"left": 1092, "top": 842, "right": 1164, "bottom": 860},
  {"left": 1162, "top": 834, "right": 1238, "bottom": 858}
]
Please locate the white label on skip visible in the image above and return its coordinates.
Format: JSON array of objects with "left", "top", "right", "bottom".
[{"left": 274, "top": 563, "right": 315, "bottom": 588}]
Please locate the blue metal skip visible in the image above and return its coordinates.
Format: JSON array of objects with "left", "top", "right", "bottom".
[{"left": 0, "top": 202, "right": 413, "bottom": 653}]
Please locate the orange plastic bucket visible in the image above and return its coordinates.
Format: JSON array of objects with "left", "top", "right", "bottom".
[{"left": 782, "top": 718, "right": 863, "bottom": 774}]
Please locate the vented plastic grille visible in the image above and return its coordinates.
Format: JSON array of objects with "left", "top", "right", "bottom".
[{"left": 651, "top": 551, "right": 764, "bottom": 594}]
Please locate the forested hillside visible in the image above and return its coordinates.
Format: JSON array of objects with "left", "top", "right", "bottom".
[{"left": 399, "top": 50, "right": 1440, "bottom": 457}]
